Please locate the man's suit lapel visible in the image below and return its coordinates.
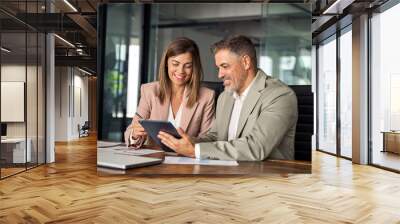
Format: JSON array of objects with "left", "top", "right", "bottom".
[
  {"left": 221, "top": 93, "right": 235, "bottom": 140},
  {"left": 235, "top": 71, "right": 267, "bottom": 138}
]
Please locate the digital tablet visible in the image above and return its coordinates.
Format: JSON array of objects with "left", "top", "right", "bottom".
[{"left": 139, "top": 120, "right": 181, "bottom": 152}]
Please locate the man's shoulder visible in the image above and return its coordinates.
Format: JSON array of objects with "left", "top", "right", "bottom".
[
  {"left": 263, "top": 77, "right": 295, "bottom": 97},
  {"left": 216, "top": 89, "right": 232, "bottom": 101},
  {"left": 254, "top": 76, "right": 297, "bottom": 108}
]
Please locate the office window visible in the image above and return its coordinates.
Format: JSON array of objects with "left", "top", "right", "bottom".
[
  {"left": 317, "top": 36, "right": 337, "bottom": 154},
  {"left": 339, "top": 28, "right": 352, "bottom": 158},
  {"left": 100, "top": 5, "right": 143, "bottom": 141},
  {"left": 371, "top": 3, "right": 400, "bottom": 171}
]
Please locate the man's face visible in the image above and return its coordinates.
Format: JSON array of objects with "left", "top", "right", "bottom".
[{"left": 214, "top": 49, "right": 247, "bottom": 93}]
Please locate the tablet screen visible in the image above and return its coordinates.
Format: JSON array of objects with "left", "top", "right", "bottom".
[{"left": 139, "top": 120, "right": 181, "bottom": 152}]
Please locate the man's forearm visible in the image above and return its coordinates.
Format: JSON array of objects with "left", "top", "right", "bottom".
[{"left": 195, "top": 132, "right": 218, "bottom": 143}]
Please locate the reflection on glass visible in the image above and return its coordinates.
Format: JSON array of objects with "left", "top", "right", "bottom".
[
  {"left": 318, "top": 37, "right": 337, "bottom": 154},
  {"left": 1, "top": 31, "right": 27, "bottom": 177},
  {"left": 27, "top": 32, "right": 38, "bottom": 169},
  {"left": 340, "top": 29, "right": 352, "bottom": 158},
  {"left": 261, "top": 4, "right": 311, "bottom": 85},
  {"left": 147, "top": 3, "right": 311, "bottom": 84},
  {"left": 371, "top": 4, "right": 400, "bottom": 171},
  {"left": 101, "top": 5, "right": 143, "bottom": 141},
  {"left": 0, "top": 1, "right": 46, "bottom": 179}
]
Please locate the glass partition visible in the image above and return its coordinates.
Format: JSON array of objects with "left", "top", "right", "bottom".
[
  {"left": 0, "top": 1, "right": 46, "bottom": 179},
  {"left": 148, "top": 3, "right": 311, "bottom": 84},
  {"left": 1, "top": 31, "right": 28, "bottom": 177},
  {"left": 261, "top": 4, "right": 311, "bottom": 85}
]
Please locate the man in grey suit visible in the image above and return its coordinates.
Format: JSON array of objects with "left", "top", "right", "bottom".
[{"left": 158, "top": 35, "right": 298, "bottom": 161}]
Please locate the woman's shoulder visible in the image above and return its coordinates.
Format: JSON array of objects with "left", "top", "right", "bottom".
[
  {"left": 198, "top": 86, "right": 216, "bottom": 101},
  {"left": 141, "top": 81, "right": 159, "bottom": 89},
  {"left": 140, "top": 81, "right": 159, "bottom": 96}
]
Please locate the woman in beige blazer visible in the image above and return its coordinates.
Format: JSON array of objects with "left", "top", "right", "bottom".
[{"left": 125, "top": 37, "right": 215, "bottom": 148}]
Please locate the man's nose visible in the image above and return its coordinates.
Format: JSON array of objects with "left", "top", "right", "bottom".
[{"left": 218, "top": 70, "right": 224, "bottom": 79}]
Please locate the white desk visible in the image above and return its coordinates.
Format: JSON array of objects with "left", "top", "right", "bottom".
[{"left": 1, "top": 138, "right": 31, "bottom": 163}]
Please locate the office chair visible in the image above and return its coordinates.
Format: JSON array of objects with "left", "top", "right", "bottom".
[
  {"left": 289, "top": 85, "right": 313, "bottom": 161},
  {"left": 79, "top": 121, "right": 90, "bottom": 138},
  {"left": 201, "top": 81, "right": 225, "bottom": 104}
]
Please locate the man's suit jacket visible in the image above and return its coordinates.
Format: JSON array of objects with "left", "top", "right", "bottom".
[
  {"left": 125, "top": 82, "right": 215, "bottom": 148},
  {"left": 196, "top": 69, "right": 298, "bottom": 161}
]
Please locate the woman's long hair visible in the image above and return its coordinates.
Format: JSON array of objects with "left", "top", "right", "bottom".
[{"left": 157, "top": 37, "right": 203, "bottom": 108}]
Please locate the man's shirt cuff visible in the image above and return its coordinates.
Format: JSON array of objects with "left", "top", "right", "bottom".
[{"left": 194, "top": 144, "right": 201, "bottom": 160}]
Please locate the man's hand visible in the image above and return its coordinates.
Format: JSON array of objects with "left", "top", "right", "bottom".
[{"left": 157, "top": 128, "right": 195, "bottom": 158}]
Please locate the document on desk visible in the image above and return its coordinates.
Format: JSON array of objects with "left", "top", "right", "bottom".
[
  {"left": 163, "top": 156, "right": 238, "bottom": 166},
  {"left": 97, "top": 141, "right": 125, "bottom": 148}
]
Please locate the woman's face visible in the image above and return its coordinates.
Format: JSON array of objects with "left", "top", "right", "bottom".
[{"left": 167, "top": 52, "right": 193, "bottom": 87}]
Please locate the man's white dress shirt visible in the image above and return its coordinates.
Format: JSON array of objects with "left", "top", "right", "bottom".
[{"left": 194, "top": 78, "right": 256, "bottom": 159}]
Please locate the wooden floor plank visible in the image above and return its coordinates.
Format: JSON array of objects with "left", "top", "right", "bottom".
[{"left": 0, "top": 135, "right": 399, "bottom": 223}]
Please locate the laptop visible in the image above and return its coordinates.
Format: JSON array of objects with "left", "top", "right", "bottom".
[{"left": 97, "top": 150, "right": 162, "bottom": 169}]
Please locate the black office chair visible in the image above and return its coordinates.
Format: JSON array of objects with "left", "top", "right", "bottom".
[
  {"left": 201, "top": 81, "right": 313, "bottom": 161},
  {"left": 201, "top": 81, "right": 225, "bottom": 104},
  {"left": 289, "top": 85, "right": 313, "bottom": 161},
  {"left": 79, "top": 121, "right": 90, "bottom": 138}
]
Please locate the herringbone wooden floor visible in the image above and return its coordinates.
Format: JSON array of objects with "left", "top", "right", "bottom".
[{"left": 1, "top": 135, "right": 400, "bottom": 223}]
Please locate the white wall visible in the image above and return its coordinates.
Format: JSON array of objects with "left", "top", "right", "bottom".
[
  {"left": 54, "top": 66, "right": 89, "bottom": 141},
  {"left": 1, "top": 65, "right": 41, "bottom": 137},
  {"left": 1, "top": 64, "right": 46, "bottom": 163}
]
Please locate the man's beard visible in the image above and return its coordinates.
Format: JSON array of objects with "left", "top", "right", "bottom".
[
  {"left": 223, "top": 80, "right": 236, "bottom": 92},
  {"left": 224, "top": 76, "right": 246, "bottom": 93}
]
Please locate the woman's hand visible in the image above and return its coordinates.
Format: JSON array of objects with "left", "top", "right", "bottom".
[{"left": 131, "top": 120, "right": 147, "bottom": 140}]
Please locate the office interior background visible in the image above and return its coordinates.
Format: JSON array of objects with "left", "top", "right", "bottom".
[
  {"left": 0, "top": 0, "right": 97, "bottom": 179},
  {"left": 0, "top": 0, "right": 399, "bottom": 178},
  {"left": 0, "top": 1, "right": 399, "bottom": 223}
]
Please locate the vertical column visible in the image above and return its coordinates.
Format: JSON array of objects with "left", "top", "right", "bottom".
[
  {"left": 312, "top": 45, "right": 317, "bottom": 150},
  {"left": 352, "top": 14, "right": 369, "bottom": 164},
  {"left": 46, "top": 1, "right": 55, "bottom": 163},
  {"left": 46, "top": 33, "right": 55, "bottom": 163}
]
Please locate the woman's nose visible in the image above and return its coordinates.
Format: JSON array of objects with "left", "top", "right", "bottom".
[{"left": 179, "top": 65, "right": 185, "bottom": 74}]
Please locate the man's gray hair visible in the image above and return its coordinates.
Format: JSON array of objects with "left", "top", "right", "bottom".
[{"left": 211, "top": 35, "right": 257, "bottom": 68}]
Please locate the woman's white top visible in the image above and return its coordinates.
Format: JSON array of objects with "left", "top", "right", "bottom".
[{"left": 168, "top": 103, "right": 183, "bottom": 129}]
